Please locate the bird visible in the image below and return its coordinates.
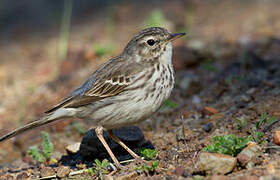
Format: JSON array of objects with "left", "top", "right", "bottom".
[{"left": 0, "top": 27, "right": 185, "bottom": 168}]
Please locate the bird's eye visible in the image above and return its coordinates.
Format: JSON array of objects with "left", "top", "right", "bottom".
[{"left": 147, "top": 39, "right": 155, "bottom": 46}]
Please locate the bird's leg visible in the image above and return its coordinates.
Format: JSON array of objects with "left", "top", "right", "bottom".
[
  {"left": 95, "top": 126, "right": 122, "bottom": 168},
  {"left": 108, "top": 130, "right": 143, "bottom": 163}
]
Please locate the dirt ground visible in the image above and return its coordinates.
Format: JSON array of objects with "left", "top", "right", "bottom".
[{"left": 1, "top": 0, "right": 280, "bottom": 179}]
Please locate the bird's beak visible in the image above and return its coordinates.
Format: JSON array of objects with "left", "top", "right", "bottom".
[{"left": 168, "top": 32, "right": 186, "bottom": 42}]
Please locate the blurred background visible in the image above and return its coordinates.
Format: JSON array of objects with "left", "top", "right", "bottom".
[{"left": 1, "top": 0, "right": 280, "bottom": 169}]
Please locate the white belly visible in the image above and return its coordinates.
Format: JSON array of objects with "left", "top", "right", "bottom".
[{"left": 77, "top": 64, "right": 174, "bottom": 130}]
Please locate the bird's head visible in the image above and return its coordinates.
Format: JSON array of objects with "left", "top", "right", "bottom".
[{"left": 123, "top": 27, "right": 186, "bottom": 62}]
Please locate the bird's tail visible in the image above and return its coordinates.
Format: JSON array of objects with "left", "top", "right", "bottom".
[{"left": 0, "top": 108, "right": 73, "bottom": 142}]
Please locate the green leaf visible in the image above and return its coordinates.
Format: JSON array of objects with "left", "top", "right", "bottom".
[
  {"left": 235, "top": 118, "right": 248, "bottom": 131},
  {"left": 268, "top": 116, "right": 277, "bottom": 124},
  {"left": 253, "top": 131, "right": 264, "bottom": 143},
  {"left": 256, "top": 113, "right": 276, "bottom": 129},
  {"left": 94, "top": 159, "right": 102, "bottom": 167},
  {"left": 41, "top": 131, "right": 54, "bottom": 159},
  {"left": 136, "top": 161, "right": 159, "bottom": 174},
  {"left": 88, "top": 168, "right": 94, "bottom": 176},
  {"left": 151, "top": 161, "right": 159, "bottom": 170},
  {"left": 28, "top": 146, "right": 44, "bottom": 163},
  {"left": 203, "top": 134, "right": 251, "bottom": 156},
  {"left": 140, "top": 148, "right": 158, "bottom": 160},
  {"left": 101, "top": 159, "right": 110, "bottom": 168}
]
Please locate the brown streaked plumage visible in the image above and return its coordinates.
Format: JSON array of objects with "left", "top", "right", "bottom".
[{"left": 0, "top": 27, "right": 186, "bottom": 168}]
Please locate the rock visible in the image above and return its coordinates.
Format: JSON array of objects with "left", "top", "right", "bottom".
[
  {"left": 246, "top": 88, "right": 256, "bottom": 95},
  {"left": 174, "top": 166, "right": 184, "bottom": 176},
  {"left": 235, "top": 95, "right": 252, "bottom": 108},
  {"left": 196, "top": 152, "right": 237, "bottom": 175},
  {"left": 192, "top": 95, "right": 201, "bottom": 105},
  {"left": 202, "top": 122, "right": 214, "bottom": 133},
  {"left": 273, "top": 131, "right": 280, "bottom": 145},
  {"left": 203, "top": 106, "right": 219, "bottom": 115},
  {"left": 56, "top": 166, "right": 71, "bottom": 178},
  {"left": 237, "top": 142, "right": 262, "bottom": 168},
  {"left": 240, "top": 95, "right": 252, "bottom": 103},
  {"left": 40, "top": 166, "right": 55, "bottom": 177},
  {"left": 66, "top": 142, "right": 81, "bottom": 154},
  {"left": 16, "top": 172, "right": 29, "bottom": 180},
  {"left": 80, "top": 126, "right": 153, "bottom": 161}
]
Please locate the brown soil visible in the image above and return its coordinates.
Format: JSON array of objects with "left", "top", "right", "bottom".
[{"left": 1, "top": 0, "right": 280, "bottom": 179}]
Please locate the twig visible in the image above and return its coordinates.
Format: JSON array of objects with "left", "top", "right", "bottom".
[
  {"left": 263, "top": 119, "right": 280, "bottom": 133},
  {"left": 119, "top": 158, "right": 136, "bottom": 164},
  {"left": 265, "top": 146, "right": 280, "bottom": 149},
  {"left": 192, "top": 151, "right": 199, "bottom": 168},
  {"left": 39, "top": 159, "right": 137, "bottom": 179}
]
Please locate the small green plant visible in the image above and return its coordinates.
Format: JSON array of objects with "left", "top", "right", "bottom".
[
  {"left": 256, "top": 113, "right": 277, "bottom": 129},
  {"left": 140, "top": 148, "right": 158, "bottom": 160},
  {"left": 88, "top": 168, "right": 94, "bottom": 176},
  {"left": 28, "top": 131, "right": 54, "bottom": 163},
  {"left": 135, "top": 161, "right": 159, "bottom": 174},
  {"left": 136, "top": 148, "right": 159, "bottom": 174},
  {"left": 94, "top": 159, "right": 110, "bottom": 172},
  {"left": 93, "top": 42, "right": 114, "bottom": 57},
  {"left": 41, "top": 132, "right": 54, "bottom": 159},
  {"left": 203, "top": 134, "right": 252, "bottom": 156},
  {"left": 91, "top": 159, "right": 110, "bottom": 179},
  {"left": 28, "top": 146, "right": 44, "bottom": 163},
  {"left": 252, "top": 131, "right": 265, "bottom": 144},
  {"left": 162, "top": 100, "right": 178, "bottom": 109},
  {"left": 145, "top": 9, "right": 166, "bottom": 27},
  {"left": 235, "top": 117, "right": 248, "bottom": 131},
  {"left": 249, "top": 113, "right": 276, "bottom": 144}
]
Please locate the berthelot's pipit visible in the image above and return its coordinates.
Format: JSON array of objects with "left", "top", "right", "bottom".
[{"left": 0, "top": 27, "right": 185, "bottom": 168}]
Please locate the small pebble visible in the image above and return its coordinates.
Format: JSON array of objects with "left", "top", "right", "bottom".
[
  {"left": 56, "top": 166, "right": 71, "bottom": 178},
  {"left": 202, "top": 122, "right": 214, "bottom": 133},
  {"left": 203, "top": 106, "right": 219, "bottom": 115},
  {"left": 196, "top": 152, "right": 237, "bottom": 175},
  {"left": 237, "top": 142, "right": 261, "bottom": 168},
  {"left": 16, "top": 172, "right": 29, "bottom": 180},
  {"left": 40, "top": 167, "right": 55, "bottom": 177},
  {"left": 66, "top": 142, "right": 81, "bottom": 154},
  {"left": 273, "top": 131, "right": 280, "bottom": 145}
]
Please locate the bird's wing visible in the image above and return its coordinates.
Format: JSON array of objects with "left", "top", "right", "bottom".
[{"left": 45, "top": 56, "right": 142, "bottom": 113}]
